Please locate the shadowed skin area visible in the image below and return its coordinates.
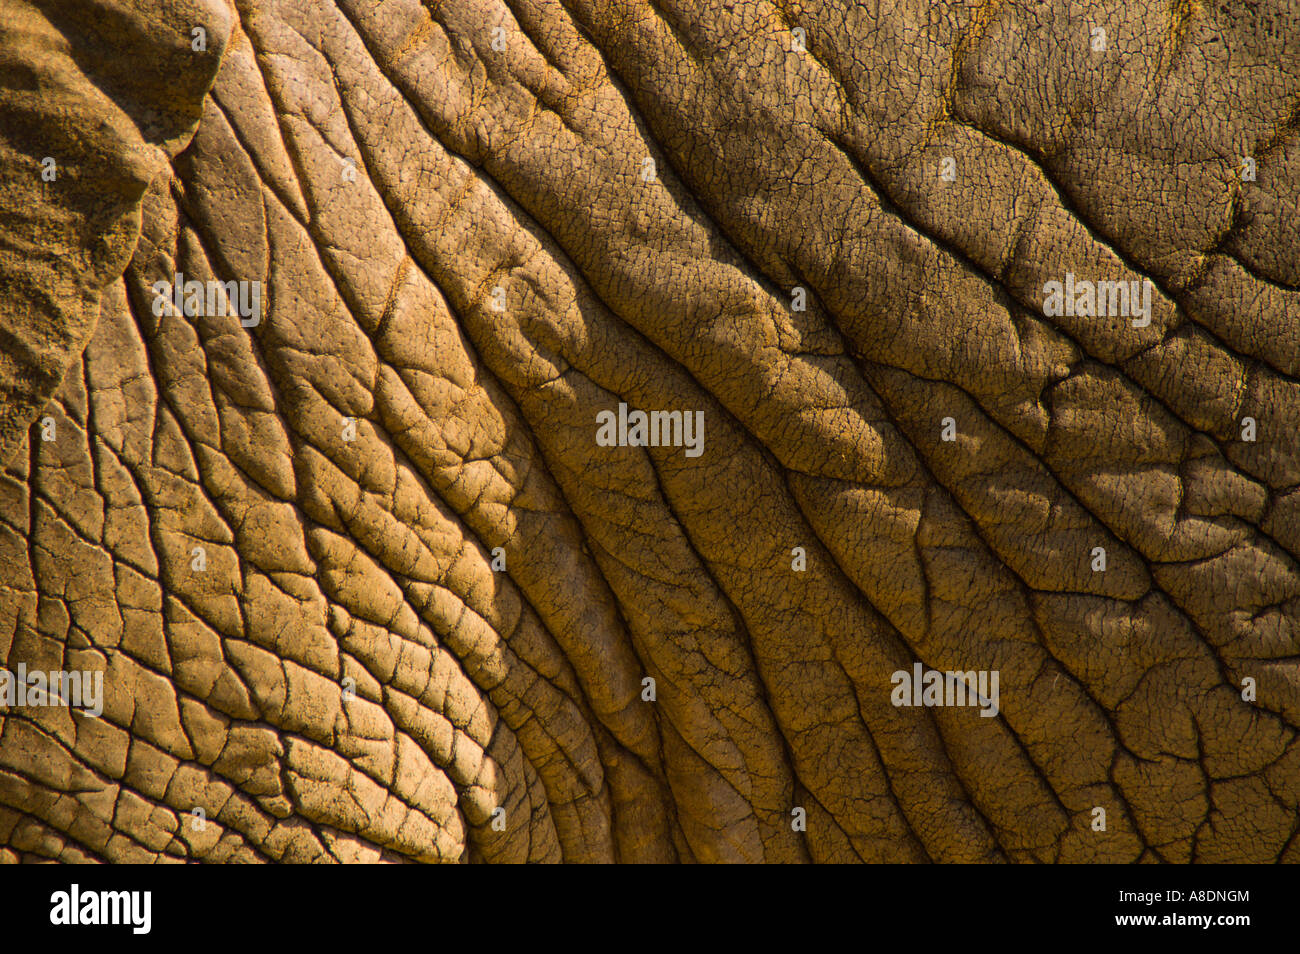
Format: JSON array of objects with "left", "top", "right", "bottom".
[{"left": 0, "top": 0, "right": 1297, "bottom": 863}]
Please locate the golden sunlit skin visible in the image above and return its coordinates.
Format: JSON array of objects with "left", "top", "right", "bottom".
[{"left": 0, "top": 0, "right": 1297, "bottom": 864}]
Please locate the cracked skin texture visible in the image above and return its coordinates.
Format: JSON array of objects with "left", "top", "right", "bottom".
[{"left": 0, "top": 0, "right": 1298, "bottom": 864}]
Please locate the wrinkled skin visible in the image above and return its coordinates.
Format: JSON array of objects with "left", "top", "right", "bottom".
[{"left": 0, "top": 0, "right": 1298, "bottom": 864}]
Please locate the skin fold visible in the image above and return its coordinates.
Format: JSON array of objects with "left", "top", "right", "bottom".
[{"left": 0, "top": 0, "right": 1297, "bottom": 863}]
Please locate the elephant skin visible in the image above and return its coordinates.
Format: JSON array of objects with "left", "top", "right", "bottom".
[{"left": 0, "top": 0, "right": 1298, "bottom": 864}]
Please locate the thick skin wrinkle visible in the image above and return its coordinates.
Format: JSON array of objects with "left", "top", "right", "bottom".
[{"left": 0, "top": 0, "right": 1297, "bottom": 863}]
